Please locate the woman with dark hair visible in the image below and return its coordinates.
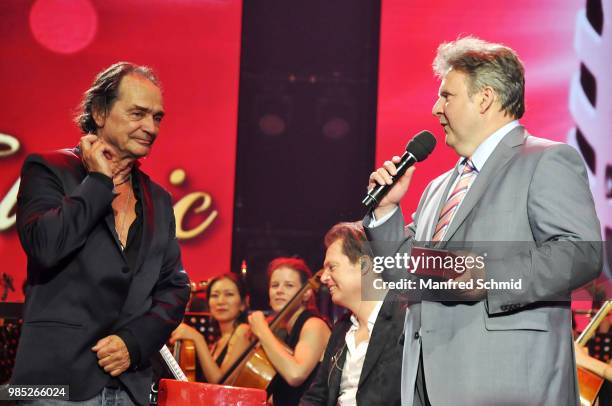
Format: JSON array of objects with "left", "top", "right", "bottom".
[
  {"left": 248, "top": 257, "right": 331, "bottom": 405},
  {"left": 169, "top": 273, "right": 250, "bottom": 383}
]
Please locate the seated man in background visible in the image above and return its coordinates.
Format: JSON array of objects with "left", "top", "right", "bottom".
[{"left": 301, "top": 221, "right": 406, "bottom": 406}]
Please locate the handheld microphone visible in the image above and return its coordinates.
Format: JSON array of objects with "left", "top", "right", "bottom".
[{"left": 362, "top": 130, "right": 436, "bottom": 208}]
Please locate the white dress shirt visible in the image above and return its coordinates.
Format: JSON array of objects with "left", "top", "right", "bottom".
[{"left": 338, "top": 301, "right": 383, "bottom": 406}]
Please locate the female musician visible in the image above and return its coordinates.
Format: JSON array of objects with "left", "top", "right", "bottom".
[
  {"left": 169, "top": 273, "right": 250, "bottom": 383},
  {"left": 575, "top": 343, "right": 612, "bottom": 381},
  {"left": 248, "top": 257, "right": 331, "bottom": 405}
]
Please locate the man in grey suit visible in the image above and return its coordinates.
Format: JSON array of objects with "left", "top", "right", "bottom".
[{"left": 365, "top": 36, "right": 602, "bottom": 405}]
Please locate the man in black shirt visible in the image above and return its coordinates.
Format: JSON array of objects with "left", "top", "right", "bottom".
[{"left": 11, "top": 62, "right": 190, "bottom": 405}]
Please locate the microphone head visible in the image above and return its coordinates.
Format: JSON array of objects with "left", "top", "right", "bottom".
[{"left": 405, "top": 131, "right": 436, "bottom": 161}]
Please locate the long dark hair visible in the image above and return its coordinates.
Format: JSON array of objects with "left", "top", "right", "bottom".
[
  {"left": 206, "top": 273, "right": 249, "bottom": 325},
  {"left": 74, "top": 62, "right": 160, "bottom": 134}
]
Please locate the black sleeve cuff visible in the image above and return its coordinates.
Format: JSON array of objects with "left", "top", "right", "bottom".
[
  {"left": 87, "top": 172, "right": 114, "bottom": 191},
  {"left": 116, "top": 329, "right": 142, "bottom": 369}
]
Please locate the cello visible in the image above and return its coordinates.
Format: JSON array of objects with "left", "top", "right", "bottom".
[
  {"left": 172, "top": 338, "right": 196, "bottom": 382},
  {"left": 172, "top": 279, "right": 209, "bottom": 382},
  {"left": 219, "top": 269, "right": 324, "bottom": 389}
]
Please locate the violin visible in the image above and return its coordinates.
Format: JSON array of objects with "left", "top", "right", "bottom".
[{"left": 219, "top": 269, "right": 324, "bottom": 389}]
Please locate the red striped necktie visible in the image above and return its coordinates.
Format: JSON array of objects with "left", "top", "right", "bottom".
[{"left": 432, "top": 159, "right": 477, "bottom": 242}]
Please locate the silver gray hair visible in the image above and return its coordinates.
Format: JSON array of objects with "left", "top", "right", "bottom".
[{"left": 433, "top": 36, "right": 525, "bottom": 119}]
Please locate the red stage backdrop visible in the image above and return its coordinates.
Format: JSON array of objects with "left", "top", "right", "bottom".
[{"left": 0, "top": 0, "right": 243, "bottom": 300}]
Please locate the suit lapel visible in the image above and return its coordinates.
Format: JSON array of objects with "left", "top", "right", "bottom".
[
  {"left": 440, "top": 126, "right": 526, "bottom": 246},
  {"left": 357, "top": 299, "right": 393, "bottom": 387},
  {"left": 133, "top": 169, "right": 154, "bottom": 273},
  {"left": 329, "top": 322, "right": 350, "bottom": 404},
  {"left": 103, "top": 212, "right": 125, "bottom": 254},
  {"left": 69, "top": 147, "right": 124, "bottom": 254}
]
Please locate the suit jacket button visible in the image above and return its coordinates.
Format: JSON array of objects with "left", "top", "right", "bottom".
[
  {"left": 121, "top": 266, "right": 130, "bottom": 273},
  {"left": 414, "top": 331, "right": 420, "bottom": 340}
]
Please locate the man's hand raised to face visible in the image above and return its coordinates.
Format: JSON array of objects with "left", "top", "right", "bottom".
[
  {"left": 80, "top": 134, "right": 115, "bottom": 178},
  {"left": 80, "top": 135, "right": 134, "bottom": 182}
]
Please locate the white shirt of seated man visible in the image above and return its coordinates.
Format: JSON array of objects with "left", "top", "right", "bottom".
[
  {"left": 338, "top": 300, "right": 383, "bottom": 406},
  {"left": 321, "top": 234, "right": 387, "bottom": 406}
]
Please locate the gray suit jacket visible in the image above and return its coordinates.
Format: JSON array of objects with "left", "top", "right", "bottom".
[{"left": 364, "top": 127, "right": 602, "bottom": 406}]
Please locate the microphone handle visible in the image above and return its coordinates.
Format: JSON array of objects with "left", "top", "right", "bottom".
[{"left": 362, "top": 152, "right": 417, "bottom": 209}]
